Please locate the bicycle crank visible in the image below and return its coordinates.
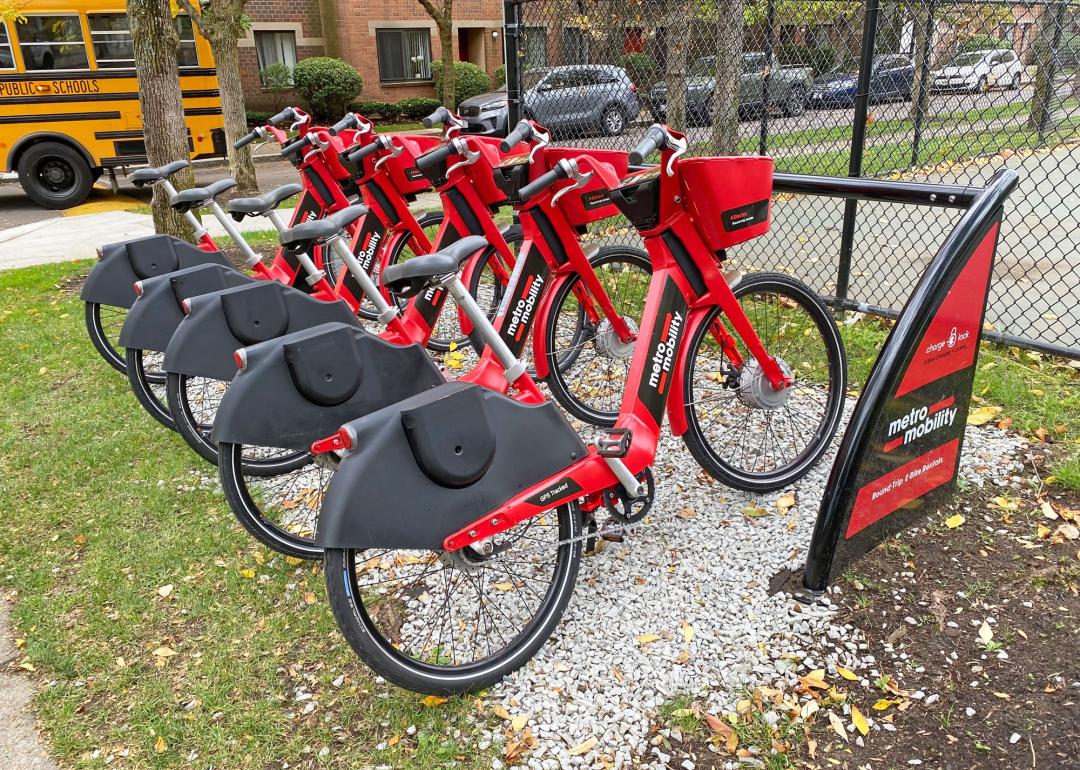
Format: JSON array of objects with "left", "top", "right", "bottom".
[{"left": 603, "top": 467, "right": 655, "bottom": 525}]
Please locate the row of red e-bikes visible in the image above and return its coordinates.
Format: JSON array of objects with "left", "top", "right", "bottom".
[{"left": 82, "top": 105, "right": 847, "bottom": 694}]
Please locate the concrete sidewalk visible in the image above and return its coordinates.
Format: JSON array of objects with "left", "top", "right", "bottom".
[
  {"left": 0, "top": 598, "right": 59, "bottom": 770},
  {"left": 0, "top": 191, "right": 440, "bottom": 271}
]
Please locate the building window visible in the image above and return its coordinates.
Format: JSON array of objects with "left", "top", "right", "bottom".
[
  {"left": 0, "top": 22, "right": 14, "bottom": 69},
  {"left": 17, "top": 15, "right": 89, "bottom": 71},
  {"left": 376, "top": 28, "right": 432, "bottom": 82},
  {"left": 85, "top": 14, "right": 197, "bottom": 70},
  {"left": 255, "top": 30, "right": 297, "bottom": 74},
  {"left": 520, "top": 26, "right": 547, "bottom": 71},
  {"left": 563, "top": 27, "right": 587, "bottom": 65}
]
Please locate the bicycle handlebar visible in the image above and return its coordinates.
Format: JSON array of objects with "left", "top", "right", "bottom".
[
  {"left": 422, "top": 106, "right": 453, "bottom": 129},
  {"left": 415, "top": 141, "right": 455, "bottom": 174},
  {"left": 280, "top": 134, "right": 310, "bottom": 158},
  {"left": 346, "top": 140, "right": 382, "bottom": 164},
  {"left": 329, "top": 113, "right": 359, "bottom": 136},
  {"left": 500, "top": 120, "right": 533, "bottom": 153},
  {"left": 234, "top": 129, "right": 260, "bottom": 150},
  {"left": 518, "top": 161, "right": 570, "bottom": 201},
  {"left": 268, "top": 107, "right": 297, "bottom": 127},
  {"left": 628, "top": 125, "right": 669, "bottom": 166}
]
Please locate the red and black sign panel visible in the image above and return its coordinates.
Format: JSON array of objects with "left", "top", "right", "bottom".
[{"left": 804, "top": 214, "right": 1005, "bottom": 589}]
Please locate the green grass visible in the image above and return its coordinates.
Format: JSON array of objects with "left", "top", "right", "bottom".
[{"left": 0, "top": 262, "right": 492, "bottom": 769}]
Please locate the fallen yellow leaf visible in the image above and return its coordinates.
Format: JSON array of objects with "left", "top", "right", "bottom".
[
  {"left": 828, "top": 711, "right": 848, "bottom": 742},
  {"left": 967, "top": 406, "right": 1001, "bottom": 426},
  {"left": 511, "top": 714, "right": 528, "bottom": 732},
  {"left": 157, "top": 584, "right": 174, "bottom": 598},
  {"left": 978, "top": 621, "right": 993, "bottom": 644},
  {"left": 836, "top": 666, "right": 858, "bottom": 681},
  {"left": 635, "top": 633, "right": 661, "bottom": 645},
  {"left": 151, "top": 646, "right": 176, "bottom": 658},
  {"left": 239, "top": 568, "right": 256, "bottom": 579},
  {"left": 568, "top": 737, "right": 597, "bottom": 756},
  {"left": 680, "top": 621, "right": 694, "bottom": 643},
  {"left": 944, "top": 514, "right": 965, "bottom": 529},
  {"left": 154, "top": 735, "right": 166, "bottom": 754},
  {"left": 775, "top": 493, "right": 796, "bottom": 514},
  {"left": 851, "top": 705, "right": 869, "bottom": 736},
  {"left": 421, "top": 695, "right": 448, "bottom": 707},
  {"left": 492, "top": 705, "right": 512, "bottom": 720},
  {"left": 493, "top": 582, "right": 514, "bottom": 591},
  {"left": 872, "top": 699, "right": 895, "bottom": 711}
]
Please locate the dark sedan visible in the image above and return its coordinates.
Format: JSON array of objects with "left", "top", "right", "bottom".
[{"left": 808, "top": 54, "right": 914, "bottom": 108}]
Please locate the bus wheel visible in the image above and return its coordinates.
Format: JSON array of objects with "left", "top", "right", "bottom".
[{"left": 17, "top": 142, "right": 94, "bottom": 210}]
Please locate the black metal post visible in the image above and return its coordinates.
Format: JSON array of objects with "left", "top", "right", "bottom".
[
  {"left": 1037, "top": 0, "right": 1067, "bottom": 144},
  {"left": 909, "top": 0, "right": 935, "bottom": 168},
  {"left": 503, "top": 0, "right": 522, "bottom": 126},
  {"left": 758, "top": 0, "right": 777, "bottom": 156},
  {"left": 835, "top": 0, "right": 880, "bottom": 301}
]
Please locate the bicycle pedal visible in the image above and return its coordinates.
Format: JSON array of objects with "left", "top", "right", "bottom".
[
  {"left": 600, "top": 530, "right": 624, "bottom": 543},
  {"left": 594, "top": 427, "right": 632, "bottom": 458}
]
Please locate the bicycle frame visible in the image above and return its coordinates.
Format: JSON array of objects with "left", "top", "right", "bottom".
[{"left": 441, "top": 133, "right": 791, "bottom": 552}]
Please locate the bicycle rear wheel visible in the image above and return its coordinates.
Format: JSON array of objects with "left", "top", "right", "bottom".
[
  {"left": 681, "top": 272, "right": 846, "bottom": 491},
  {"left": 542, "top": 247, "right": 652, "bottom": 427},
  {"left": 85, "top": 301, "right": 128, "bottom": 374},
  {"left": 125, "top": 347, "right": 173, "bottom": 430},
  {"left": 324, "top": 502, "right": 581, "bottom": 694}
]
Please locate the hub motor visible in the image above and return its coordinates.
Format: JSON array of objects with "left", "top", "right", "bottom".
[
  {"left": 737, "top": 356, "right": 794, "bottom": 410},
  {"left": 592, "top": 316, "right": 638, "bottom": 360}
]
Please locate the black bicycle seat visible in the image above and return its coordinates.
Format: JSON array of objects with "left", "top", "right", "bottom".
[
  {"left": 382, "top": 235, "right": 488, "bottom": 297},
  {"left": 280, "top": 204, "right": 367, "bottom": 246},
  {"left": 227, "top": 183, "right": 303, "bottom": 219},
  {"left": 170, "top": 178, "right": 237, "bottom": 212},
  {"left": 131, "top": 159, "right": 190, "bottom": 186}
]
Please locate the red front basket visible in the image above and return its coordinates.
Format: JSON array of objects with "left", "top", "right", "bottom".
[
  {"left": 382, "top": 134, "right": 443, "bottom": 196},
  {"left": 680, "top": 156, "right": 774, "bottom": 251},
  {"left": 542, "top": 147, "right": 628, "bottom": 227}
]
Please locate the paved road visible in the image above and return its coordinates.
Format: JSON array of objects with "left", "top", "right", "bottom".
[{"left": 0, "top": 157, "right": 304, "bottom": 230}]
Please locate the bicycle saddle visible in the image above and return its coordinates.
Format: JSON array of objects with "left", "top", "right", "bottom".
[
  {"left": 280, "top": 204, "right": 367, "bottom": 246},
  {"left": 227, "top": 183, "right": 303, "bottom": 220},
  {"left": 169, "top": 178, "right": 237, "bottom": 212},
  {"left": 131, "top": 159, "right": 190, "bottom": 186},
  {"left": 381, "top": 235, "right": 488, "bottom": 297}
]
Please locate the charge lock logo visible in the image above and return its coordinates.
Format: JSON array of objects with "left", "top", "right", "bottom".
[
  {"left": 926, "top": 325, "right": 969, "bottom": 356},
  {"left": 884, "top": 396, "right": 958, "bottom": 454}
]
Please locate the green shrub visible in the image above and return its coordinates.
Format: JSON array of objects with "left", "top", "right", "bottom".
[
  {"left": 352, "top": 100, "right": 401, "bottom": 121},
  {"left": 958, "top": 34, "right": 1012, "bottom": 53},
  {"left": 245, "top": 110, "right": 274, "bottom": 127},
  {"left": 777, "top": 43, "right": 840, "bottom": 75},
  {"left": 292, "top": 57, "right": 364, "bottom": 120},
  {"left": 395, "top": 96, "right": 442, "bottom": 121},
  {"left": 432, "top": 60, "right": 493, "bottom": 107},
  {"left": 259, "top": 62, "right": 293, "bottom": 111},
  {"left": 618, "top": 53, "right": 654, "bottom": 88},
  {"left": 492, "top": 65, "right": 507, "bottom": 88}
]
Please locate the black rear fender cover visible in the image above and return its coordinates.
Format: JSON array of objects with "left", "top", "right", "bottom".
[
  {"left": 81, "top": 235, "right": 229, "bottom": 309},
  {"left": 315, "top": 382, "right": 587, "bottom": 551},
  {"left": 164, "top": 282, "right": 359, "bottom": 381},
  {"left": 211, "top": 322, "right": 444, "bottom": 450},
  {"left": 116, "top": 264, "right": 253, "bottom": 352}
]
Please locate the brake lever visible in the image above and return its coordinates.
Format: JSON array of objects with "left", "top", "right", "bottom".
[
  {"left": 445, "top": 137, "right": 481, "bottom": 176},
  {"left": 550, "top": 159, "right": 593, "bottom": 209},
  {"left": 308, "top": 132, "right": 331, "bottom": 154},
  {"left": 444, "top": 113, "right": 467, "bottom": 139},
  {"left": 527, "top": 125, "right": 551, "bottom": 165},
  {"left": 665, "top": 133, "right": 689, "bottom": 177},
  {"left": 373, "top": 138, "right": 404, "bottom": 170},
  {"left": 289, "top": 113, "right": 311, "bottom": 133}
]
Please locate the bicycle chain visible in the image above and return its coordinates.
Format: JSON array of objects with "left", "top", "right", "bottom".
[{"left": 501, "top": 503, "right": 686, "bottom": 555}]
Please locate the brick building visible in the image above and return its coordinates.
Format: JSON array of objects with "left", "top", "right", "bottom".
[{"left": 242, "top": 0, "right": 506, "bottom": 109}]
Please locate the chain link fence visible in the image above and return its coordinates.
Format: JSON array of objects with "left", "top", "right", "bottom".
[{"left": 502, "top": 0, "right": 1080, "bottom": 357}]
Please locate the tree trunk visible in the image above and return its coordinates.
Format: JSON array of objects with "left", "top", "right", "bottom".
[
  {"left": 127, "top": 0, "right": 195, "bottom": 240},
  {"left": 1028, "top": 5, "right": 1060, "bottom": 133},
  {"left": 439, "top": 18, "right": 456, "bottom": 109},
  {"left": 709, "top": 0, "right": 744, "bottom": 154},
  {"left": 909, "top": 2, "right": 932, "bottom": 122},
  {"left": 662, "top": 0, "right": 691, "bottom": 132},
  {"left": 206, "top": 32, "right": 259, "bottom": 194}
]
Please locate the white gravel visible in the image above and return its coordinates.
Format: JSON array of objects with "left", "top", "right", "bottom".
[{"left": 481, "top": 414, "right": 1029, "bottom": 769}]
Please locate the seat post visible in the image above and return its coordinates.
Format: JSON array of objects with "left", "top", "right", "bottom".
[
  {"left": 265, "top": 211, "right": 325, "bottom": 286},
  {"left": 444, "top": 276, "right": 526, "bottom": 384},
  {"left": 206, "top": 200, "right": 262, "bottom": 267},
  {"left": 326, "top": 235, "right": 399, "bottom": 323},
  {"left": 157, "top": 178, "right": 208, "bottom": 241}
]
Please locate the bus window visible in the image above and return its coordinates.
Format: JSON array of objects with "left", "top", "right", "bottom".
[
  {"left": 87, "top": 14, "right": 133, "bottom": 69},
  {"left": 16, "top": 15, "right": 89, "bottom": 71},
  {"left": 0, "top": 23, "right": 14, "bottom": 69},
  {"left": 176, "top": 15, "right": 198, "bottom": 68}
]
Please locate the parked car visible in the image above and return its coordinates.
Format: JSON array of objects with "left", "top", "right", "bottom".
[
  {"left": 931, "top": 48, "right": 1022, "bottom": 93},
  {"left": 647, "top": 53, "right": 813, "bottom": 124},
  {"left": 459, "top": 65, "right": 640, "bottom": 137},
  {"left": 809, "top": 54, "right": 915, "bottom": 108}
]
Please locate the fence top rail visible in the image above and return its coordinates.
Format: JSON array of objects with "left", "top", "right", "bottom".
[{"left": 773, "top": 173, "right": 981, "bottom": 209}]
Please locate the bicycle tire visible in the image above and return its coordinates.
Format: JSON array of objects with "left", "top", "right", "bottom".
[
  {"left": 84, "top": 301, "right": 128, "bottom": 374},
  {"left": 124, "top": 347, "right": 174, "bottom": 430}
]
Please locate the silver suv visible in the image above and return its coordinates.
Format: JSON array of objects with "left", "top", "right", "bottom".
[{"left": 459, "top": 65, "right": 640, "bottom": 137}]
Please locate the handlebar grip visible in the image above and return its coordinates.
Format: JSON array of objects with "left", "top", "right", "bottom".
[
  {"left": 500, "top": 120, "right": 532, "bottom": 153},
  {"left": 422, "top": 106, "right": 453, "bottom": 129},
  {"left": 329, "top": 113, "right": 358, "bottom": 136},
  {"left": 628, "top": 125, "right": 669, "bottom": 166},
  {"left": 518, "top": 163, "right": 569, "bottom": 201},
  {"left": 280, "top": 134, "right": 309, "bottom": 158},
  {"left": 234, "top": 130, "right": 259, "bottom": 150},
  {"left": 415, "top": 142, "right": 455, "bottom": 174},
  {"left": 346, "top": 141, "right": 382, "bottom": 164},
  {"left": 267, "top": 107, "right": 297, "bottom": 127}
]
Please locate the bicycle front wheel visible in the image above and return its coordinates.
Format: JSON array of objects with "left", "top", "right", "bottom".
[
  {"left": 542, "top": 247, "right": 652, "bottom": 427},
  {"left": 324, "top": 502, "right": 581, "bottom": 694},
  {"left": 681, "top": 272, "right": 846, "bottom": 491}
]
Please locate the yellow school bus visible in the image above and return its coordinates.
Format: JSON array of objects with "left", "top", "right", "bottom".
[{"left": 0, "top": 1, "right": 224, "bottom": 208}]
